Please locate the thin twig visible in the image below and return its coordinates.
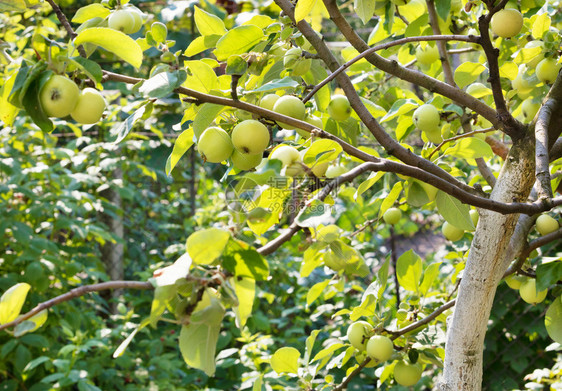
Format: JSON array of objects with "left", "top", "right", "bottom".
[
  {"left": 45, "top": 0, "right": 87, "bottom": 58},
  {"left": 428, "top": 127, "right": 495, "bottom": 160}
]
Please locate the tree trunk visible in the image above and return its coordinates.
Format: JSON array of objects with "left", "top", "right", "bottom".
[{"left": 437, "top": 136, "right": 535, "bottom": 390}]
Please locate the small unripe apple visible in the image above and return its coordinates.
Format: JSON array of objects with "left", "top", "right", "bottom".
[
  {"left": 272, "top": 95, "right": 306, "bottom": 130},
  {"left": 108, "top": 9, "right": 136, "bottom": 34},
  {"left": 415, "top": 44, "right": 439, "bottom": 66},
  {"left": 490, "top": 9, "right": 523, "bottom": 38},
  {"left": 505, "top": 274, "right": 527, "bottom": 290},
  {"left": 231, "top": 149, "right": 263, "bottom": 171},
  {"left": 366, "top": 335, "right": 394, "bottom": 362},
  {"left": 346, "top": 321, "right": 372, "bottom": 351},
  {"left": 442, "top": 221, "right": 464, "bottom": 241},
  {"left": 519, "top": 279, "right": 547, "bottom": 304},
  {"left": 394, "top": 360, "right": 423, "bottom": 386},
  {"left": 283, "top": 47, "right": 302, "bottom": 68},
  {"left": 198, "top": 127, "right": 234, "bottom": 163},
  {"left": 325, "top": 164, "right": 348, "bottom": 178},
  {"left": 231, "top": 120, "right": 270, "bottom": 154},
  {"left": 466, "top": 82, "right": 489, "bottom": 98},
  {"left": 413, "top": 104, "right": 440, "bottom": 132},
  {"left": 535, "top": 58, "right": 561, "bottom": 84},
  {"left": 383, "top": 207, "right": 402, "bottom": 225},
  {"left": 39, "top": 75, "right": 80, "bottom": 118},
  {"left": 71, "top": 88, "right": 106, "bottom": 124},
  {"left": 259, "top": 94, "right": 280, "bottom": 111},
  {"left": 270, "top": 145, "right": 304, "bottom": 176},
  {"left": 535, "top": 214, "right": 559, "bottom": 235},
  {"left": 327, "top": 95, "right": 352, "bottom": 122},
  {"left": 521, "top": 98, "right": 540, "bottom": 122},
  {"left": 128, "top": 8, "right": 144, "bottom": 33},
  {"left": 291, "top": 57, "right": 312, "bottom": 77}
]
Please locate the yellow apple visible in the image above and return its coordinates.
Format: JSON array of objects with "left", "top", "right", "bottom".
[
  {"left": 39, "top": 75, "right": 80, "bottom": 118},
  {"left": 519, "top": 279, "right": 547, "bottom": 304},
  {"left": 490, "top": 9, "right": 523, "bottom": 38},
  {"left": 231, "top": 120, "right": 270, "bottom": 154},
  {"left": 108, "top": 9, "right": 136, "bottom": 34},
  {"left": 259, "top": 94, "right": 280, "bottom": 111},
  {"left": 198, "top": 127, "right": 234, "bottom": 163},
  {"left": 536, "top": 214, "right": 559, "bottom": 235},
  {"left": 535, "top": 58, "right": 561, "bottom": 84},
  {"left": 327, "top": 95, "right": 352, "bottom": 122},
  {"left": 442, "top": 221, "right": 464, "bottom": 241},
  {"left": 71, "top": 88, "right": 106, "bottom": 124},
  {"left": 366, "top": 335, "right": 394, "bottom": 362},
  {"left": 394, "top": 360, "right": 423, "bottom": 386},
  {"left": 415, "top": 44, "right": 439, "bottom": 66},
  {"left": 383, "top": 207, "right": 402, "bottom": 225},
  {"left": 346, "top": 321, "right": 372, "bottom": 351},
  {"left": 273, "top": 95, "right": 306, "bottom": 129},
  {"left": 413, "top": 104, "right": 440, "bottom": 132},
  {"left": 231, "top": 150, "right": 263, "bottom": 171}
]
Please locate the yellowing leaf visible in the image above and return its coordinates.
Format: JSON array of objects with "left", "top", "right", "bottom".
[
  {"left": 270, "top": 347, "right": 300, "bottom": 374},
  {"left": 295, "top": 0, "right": 316, "bottom": 22},
  {"left": 186, "top": 228, "right": 231, "bottom": 265},
  {"left": 184, "top": 60, "right": 219, "bottom": 93},
  {"left": 0, "top": 283, "right": 31, "bottom": 324},
  {"left": 396, "top": 250, "right": 423, "bottom": 292},
  {"left": 532, "top": 13, "right": 550, "bottom": 40},
  {"left": 74, "top": 27, "right": 143, "bottom": 69},
  {"left": 454, "top": 62, "right": 487, "bottom": 88},
  {"left": 72, "top": 4, "right": 110, "bottom": 23},
  {"left": 233, "top": 277, "right": 255, "bottom": 328},
  {"left": 214, "top": 25, "right": 264, "bottom": 61}
]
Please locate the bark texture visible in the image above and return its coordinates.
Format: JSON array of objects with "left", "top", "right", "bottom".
[{"left": 437, "top": 136, "right": 535, "bottom": 390}]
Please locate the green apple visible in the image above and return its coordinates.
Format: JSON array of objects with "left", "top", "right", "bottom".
[
  {"left": 366, "top": 335, "right": 394, "bottom": 362},
  {"left": 536, "top": 214, "right": 559, "bottom": 235},
  {"left": 450, "top": 0, "right": 462, "bottom": 12},
  {"left": 272, "top": 95, "right": 306, "bottom": 130},
  {"left": 466, "top": 82, "right": 489, "bottom": 98},
  {"left": 383, "top": 207, "right": 402, "bottom": 225},
  {"left": 270, "top": 145, "right": 303, "bottom": 176},
  {"left": 311, "top": 161, "right": 330, "bottom": 177},
  {"left": 296, "top": 114, "right": 322, "bottom": 138},
  {"left": 259, "top": 94, "right": 280, "bottom": 111},
  {"left": 505, "top": 274, "right": 527, "bottom": 290},
  {"left": 512, "top": 66, "right": 535, "bottom": 96},
  {"left": 325, "top": 164, "right": 348, "bottom": 178},
  {"left": 346, "top": 321, "right": 372, "bottom": 351},
  {"left": 231, "top": 119, "right": 270, "bottom": 154},
  {"left": 490, "top": 9, "right": 523, "bottom": 38},
  {"left": 413, "top": 104, "right": 440, "bottom": 132},
  {"left": 442, "top": 221, "right": 464, "bottom": 241},
  {"left": 283, "top": 47, "right": 302, "bottom": 68},
  {"left": 469, "top": 209, "right": 479, "bottom": 228},
  {"left": 327, "top": 95, "right": 352, "bottom": 122},
  {"left": 394, "top": 360, "right": 423, "bottom": 386},
  {"left": 519, "top": 279, "right": 547, "bottom": 304},
  {"left": 535, "top": 58, "right": 561, "bottom": 84},
  {"left": 128, "top": 8, "right": 144, "bottom": 33},
  {"left": 39, "top": 75, "right": 80, "bottom": 118},
  {"left": 70, "top": 88, "right": 106, "bottom": 124},
  {"left": 231, "top": 149, "right": 263, "bottom": 171},
  {"left": 108, "top": 9, "right": 136, "bottom": 34},
  {"left": 521, "top": 98, "right": 540, "bottom": 122},
  {"left": 415, "top": 44, "right": 439, "bottom": 66},
  {"left": 198, "top": 127, "right": 234, "bottom": 163}
]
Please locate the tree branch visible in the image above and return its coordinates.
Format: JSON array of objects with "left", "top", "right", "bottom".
[
  {"left": 391, "top": 299, "right": 456, "bottom": 336},
  {"left": 0, "top": 281, "right": 153, "bottom": 332},
  {"left": 45, "top": 0, "right": 87, "bottom": 58},
  {"left": 426, "top": 0, "right": 456, "bottom": 86},
  {"left": 428, "top": 127, "right": 494, "bottom": 160},
  {"left": 535, "top": 99, "right": 556, "bottom": 199}
]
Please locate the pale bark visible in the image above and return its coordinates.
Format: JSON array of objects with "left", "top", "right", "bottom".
[{"left": 437, "top": 137, "right": 535, "bottom": 390}]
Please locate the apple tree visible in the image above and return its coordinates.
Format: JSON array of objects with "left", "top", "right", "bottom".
[{"left": 1, "top": 0, "right": 562, "bottom": 389}]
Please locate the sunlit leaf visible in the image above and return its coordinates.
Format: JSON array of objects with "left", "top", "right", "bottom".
[
  {"left": 233, "top": 277, "right": 255, "bottom": 328},
  {"left": 454, "top": 62, "right": 487, "bottom": 88},
  {"left": 214, "top": 25, "right": 264, "bottom": 61},
  {"left": 545, "top": 296, "right": 562, "bottom": 344},
  {"left": 186, "top": 228, "right": 231, "bottom": 265},
  {"left": 396, "top": 250, "right": 422, "bottom": 292},
  {"left": 0, "top": 283, "right": 31, "bottom": 325},
  {"left": 270, "top": 346, "right": 300, "bottom": 374},
  {"left": 74, "top": 27, "right": 143, "bottom": 68},
  {"left": 436, "top": 191, "right": 474, "bottom": 231}
]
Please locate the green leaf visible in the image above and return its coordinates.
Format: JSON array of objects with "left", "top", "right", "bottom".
[
  {"left": 536, "top": 260, "right": 562, "bottom": 292},
  {"left": 354, "top": 0, "right": 376, "bottom": 24},
  {"left": 545, "top": 296, "right": 562, "bottom": 344},
  {"left": 192, "top": 103, "right": 226, "bottom": 139},
  {"left": 406, "top": 180, "right": 430, "bottom": 207},
  {"left": 295, "top": 0, "right": 316, "bottom": 22},
  {"left": 194, "top": 6, "right": 227, "bottom": 36},
  {"left": 111, "top": 102, "right": 152, "bottom": 144},
  {"left": 454, "top": 62, "right": 487, "bottom": 88},
  {"left": 303, "top": 139, "right": 342, "bottom": 166},
  {"left": 360, "top": 97, "right": 387, "bottom": 119},
  {"left": 435, "top": 0, "right": 450, "bottom": 21},
  {"left": 350, "top": 293, "right": 376, "bottom": 320},
  {"left": 223, "top": 239, "right": 269, "bottom": 281},
  {"left": 233, "top": 277, "right": 255, "bottom": 328},
  {"left": 165, "top": 127, "right": 195, "bottom": 176},
  {"left": 67, "top": 56, "right": 103, "bottom": 83},
  {"left": 149, "top": 285, "right": 176, "bottom": 328},
  {"left": 0, "top": 71, "right": 19, "bottom": 126},
  {"left": 13, "top": 310, "right": 48, "bottom": 337},
  {"left": 419, "top": 262, "right": 442, "bottom": 295},
  {"left": 295, "top": 199, "right": 332, "bottom": 228},
  {"left": 300, "top": 242, "right": 325, "bottom": 278},
  {"left": 380, "top": 99, "right": 418, "bottom": 123},
  {"left": 307, "top": 279, "right": 330, "bottom": 306},
  {"left": 304, "top": 329, "right": 320, "bottom": 364},
  {"left": 179, "top": 294, "right": 225, "bottom": 376},
  {"left": 184, "top": 60, "right": 219, "bottom": 93},
  {"left": 74, "top": 27, "right": 143, "bottom": 69},
  {"left": 214, "top": 25, "right": 264, "bottom": 61},
  {"left": 396, "top": 250, "right": 423, "bottom": 292},
  {"left": 0, "top": 283, "right": 31, "bottom": 324},
  {"left": 184, "top": 35, "right": 222, "bottom": 57},
  {"left": 139, "top": 71, "right": 187, "bottom": 98},
  {"left": 445, "top": 137, "right": 493, "bottom": 159},
  {"left": 378, "top": 182, "right": 403, "bottom": 218},
  {"left": 532, "top": 13, "right": 550, "bottom": 39},
  {"left": 252, "top": 76, "right": 300, "bottom": 92},
  {"left": 71, "top": 4, "right": 110, "bottom": 23},
  {"left": 186, "top": 228, "right": 231, "bottom": 265},
  {"left": 435, "top": 191, "right": 474, "bottom": 231},
  {"left": 21, "top": 77, "right": 53, "bottom": 133},
  {"left": 311, "top": 342, "right": 345, "bottom": 363},
  {"left": 270, "top": 346, "right": 300, "bottom": 374},
  {"left": 23, "top": 356, "right": 50, "bottom": 372},
  {"left": 226, "top": 55, "right": 248, "bottom": 75},
  {"left": 0, "top": 0, "right": 25, "bottom": 11},
  {"left": 355, "top": 171, "right": 385, "bottom": 200}
]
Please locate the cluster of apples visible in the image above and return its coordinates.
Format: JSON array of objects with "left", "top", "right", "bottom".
[
  {"left": 441, "top": 210, "right": 479, "bottom": 242},
  {"left": 347, "top": 321, "right": 423, "bottom": 386},
  {"left": 39, "top": 75, "right": 106, "bottom": 124},
  {"left": 505, "top": 274, "right": 548, "bottom": 305},
  {"left": 412, "top": 103, "right": 442, "bottom": 144},
  {"left": 107, "top": 6, "right": 144, "bottom": 35}
]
